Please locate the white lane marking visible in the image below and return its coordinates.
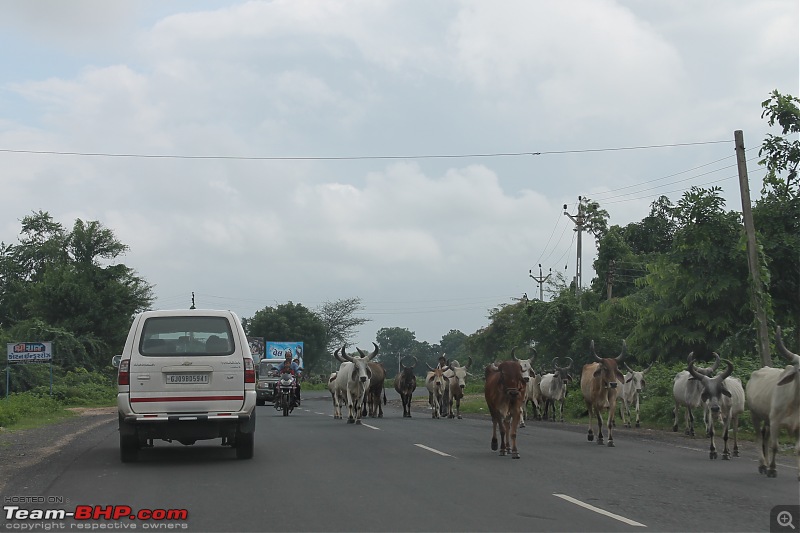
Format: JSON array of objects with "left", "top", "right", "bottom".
[
  {"left": 361, "top": 423, "right": 380, "bottom": 430},
  {"left": 314, "top": 412, "right": 325, "bottom": 415},
  {"left": 414, "top": 444, "right": 453, "bottom": 457},
  {"left": 553, "top": 494, "right": 646, "bottom": 527}
]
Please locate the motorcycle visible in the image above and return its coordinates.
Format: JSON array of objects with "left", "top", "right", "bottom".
[{"left": 273, "top": 372, "right": 298, "bottom": 416}]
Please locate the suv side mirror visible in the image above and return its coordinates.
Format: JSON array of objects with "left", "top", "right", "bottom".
[{"left": 111, "top": 355, "right": 122, "bottom": 368}]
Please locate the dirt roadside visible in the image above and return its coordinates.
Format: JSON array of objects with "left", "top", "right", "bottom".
[{"left": 0, "top": 407, "right": 117, "bottom": 494}]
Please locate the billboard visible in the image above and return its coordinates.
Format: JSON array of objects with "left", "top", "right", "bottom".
[
  {"left": 264, "top": 341, "right": 304, "bottom": 369},
  {"left": 7, "top": 342, "right": 53, "bottom": 364},
  {"left": 247, "top": 337, "right": 265, "bottom": 362}
]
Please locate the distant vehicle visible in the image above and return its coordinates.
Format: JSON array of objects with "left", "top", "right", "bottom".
[
  {"left": 112, "top": 309, "right": 256, "bottom": 462},
  {"left": 256, "top": 360, "right": 282, "bottom": 405}
]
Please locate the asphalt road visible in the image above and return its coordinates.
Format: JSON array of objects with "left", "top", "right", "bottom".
[{"left": 2, "top": 390, "right": 798, "bottom": 532}]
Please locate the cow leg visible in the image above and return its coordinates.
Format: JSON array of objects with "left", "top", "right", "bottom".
[
  {"left": 490, "top": 417, "right": 499, "bottom": 451},
  {"left": 634, "top": 395, "right": 641, "bottom": 428},
  {"left": 721, "top": 415, "right": 731, "bottom": 460},
  {"left": 586, "top": 404, "right": 595, "bottom": 442},
  {"left": 510, "top": 412, "right": 521, "bottom": 459},
  {"left": 708, "top": 422, "right": 717, "bottom": 460},
  {"left": 731, "top": 415, "right": 740, "bottom": 457},
  {"left": 607, "top": 408, "right": 616, "bottom": 447},
  {"left": 558, "top": 399, "right": 565, "bottom": 423},
  {"left": 687, "top": 408, "right": 695, "bottom": 437},
  {"left": 595, "top": 411, "right": 604, "bottom": 445},
  {"left": 672, "top": 404, "right": 679, "bottom": 432}
]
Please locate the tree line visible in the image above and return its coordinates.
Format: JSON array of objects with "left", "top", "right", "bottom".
[{"left": 1, "top": 90, "right": 796, "bottom": 393}]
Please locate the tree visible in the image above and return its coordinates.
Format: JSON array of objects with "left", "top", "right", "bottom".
[
  {"left": 243, "top": 302, "right": 327, "bottom": 374},
  {"left": 375, "top": 327, "right": 417, "bottom": 367},
  {"left": 0, "top": 212, "right": 153, "bottom": 372},
  {"left": 630, "top": 187, "right": 751, "bottom": 361},
  {"left": 439, "top": 329, "right": 468, "bottom": 363},
  {"left": 756, "top": 90, "right": 800, "bottom": 347},
  {"left": 315, "top": 297, "right": 371, "bottom": 354}
]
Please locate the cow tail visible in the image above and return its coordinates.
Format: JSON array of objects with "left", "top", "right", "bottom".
[{"left": 382, "top": 388, "right": 387, "bottom": 405}]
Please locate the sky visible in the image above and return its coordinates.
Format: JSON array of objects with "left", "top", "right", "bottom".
[{"left": 0, "top": 0, "right": 797, "bottom": 347}]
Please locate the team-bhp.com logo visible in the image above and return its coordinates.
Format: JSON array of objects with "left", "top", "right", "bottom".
[{"left": 4, "top": 504, "right": 188, "bottom": 523}]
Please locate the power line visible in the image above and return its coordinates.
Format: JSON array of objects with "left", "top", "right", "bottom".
[{"left": 0, "top": 139, "right": 731, "bottom": 161}]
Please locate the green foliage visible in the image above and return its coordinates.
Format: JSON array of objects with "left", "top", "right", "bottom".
[
  {"left": 0, "top": 393, "right": 64, "bottom": 428},
  {"left": 243, "top": 302, "right": 328, "bottom": 374},
  {"left": 0, "top": 211, "right": 153, "bottom": 372}
]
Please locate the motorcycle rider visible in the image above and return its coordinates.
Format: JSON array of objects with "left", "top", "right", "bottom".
[{"left": 274, "top": 358, "right": 300, "bottom": 406}]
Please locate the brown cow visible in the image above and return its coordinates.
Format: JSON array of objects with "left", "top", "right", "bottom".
[
  {"left": 484, "top": 360, "right": 526, "bottom": 458},
  {"left": 362, "top": 359, "right": 387, "bottom": 418},
  {"left": 394, "top": 356, "right": 418, "bottom": 418},
  {"left": 580, "top": 340, "right": 626, "bottom": 447}
]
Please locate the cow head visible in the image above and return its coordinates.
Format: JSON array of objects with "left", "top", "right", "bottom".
[
  {"left": 426, "top": 363, "right": 447, "bottom": 391},
  {"left": 555, "top": 357, "right": 573, "bottom": 385},
  {"left": 343, "top": 343, "right": 378, "bottom": 383},
  {"left": 590, "top": 340, "right": 625, "bottom": 389},
  {"left": 688, "top": 356, "right": 734, "bottom": 415},
  {"left": 624, "top": 362, "right": 652, "bottom": 392},
  {"left": 514, "top": 349, "right": 536, "bottom": 383},
  {"left": 446, "top": 361, "right": 470, "bottom": 391},
  {"left": 492, "top": 360, "right": 526, "bottom": 397},
  {"left": 776, "top": 326, "right": 800, "bottom": 387}
]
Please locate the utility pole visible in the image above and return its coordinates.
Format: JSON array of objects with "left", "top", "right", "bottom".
[
  {"left": 190, "top": 292, "right": 196, "bottom": 309},
  {"left": 606, "top": 259, "right": 616, "bottom": 300},
  {"left": 735, "top": 130, "right": 772, "bottom": 367},
  {"left": 564, "top": 197, "right": 586, "bottom": 300},
  {"left": 529, "top": 264, "right": 551, "bottom": 301}
]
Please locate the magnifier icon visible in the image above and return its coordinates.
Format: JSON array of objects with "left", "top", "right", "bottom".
[{"left": 778, "top": 511, "right": 796, "bottom": 529}]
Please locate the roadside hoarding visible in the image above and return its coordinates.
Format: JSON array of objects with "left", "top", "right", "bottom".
[
  {"left": 5, "top": 341, "right": 54, "bottom": 398},
  {"left": 263, "top": 341, "right": 304, "bottom": 369},
  {"left": 6, "top": 342, "right": 53, "bottom": 363},
  {"left": 247, "top": 337, "right": 265, "bottom": 363}
]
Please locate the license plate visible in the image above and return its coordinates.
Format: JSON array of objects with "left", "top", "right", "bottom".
[{"left": 167, "top": 373, "right": 209, "bottom": 384}]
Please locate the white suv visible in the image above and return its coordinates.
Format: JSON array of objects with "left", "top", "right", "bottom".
[{"left": 114, "top": 309, "right": 256, "bottom": 461}]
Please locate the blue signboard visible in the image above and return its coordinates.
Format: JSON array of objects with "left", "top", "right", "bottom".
[{"left": 264, "top": 341, "right": 304, "bottom": 369}]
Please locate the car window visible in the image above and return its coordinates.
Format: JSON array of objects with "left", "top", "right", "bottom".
[{"left": 140, "top": 316, "right": 234, "bottom": 356}]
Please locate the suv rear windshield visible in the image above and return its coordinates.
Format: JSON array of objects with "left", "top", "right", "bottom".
[{"left": 140, "top": 316, "right": 235, "bottom": 356}]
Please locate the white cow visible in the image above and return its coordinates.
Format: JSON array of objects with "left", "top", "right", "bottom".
[
  {"left": 747, "top": 327, "right": 800, "bottom": 479},
  {"left": 619, "top": 362, "right": 653, "bottom": 428},
  {"left": 332, "top": 344, "right": 377, "bottom": 424},
  {"left": 425, "top": 364, "right": 448, "bottom": 419},
  {"left": 327, "top": 370, "right": 342, "bottom": 419},
  {"left": 539, "top": 357, "right": 573, "bottom": 422},
  {"left": 688, "top": 357, "right": 745, "bottom": 460},
  {"left": 443, "top": 358, "right": 472, "bottom": 419},
  {"left": 513, "top": 348, "right": 536, "bottom": 427},
  {"left": 672, "top": 352, "right": 719, "bottom": 436}
]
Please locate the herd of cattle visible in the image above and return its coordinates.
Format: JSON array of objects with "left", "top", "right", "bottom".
[{"left": 325, "top": 327, "right": 799, "bottom": 480}]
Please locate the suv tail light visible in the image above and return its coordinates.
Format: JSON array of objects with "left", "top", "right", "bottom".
[
  {"left": 118, "top": 359, "right": 130, "bottom": 386},
  {"left": 244, "top": 358, "right": 255, "bottom": 384}
]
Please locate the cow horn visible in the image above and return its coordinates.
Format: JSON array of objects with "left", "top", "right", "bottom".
[
  {"left": 616, "top": 340, "right": 627, "bottom": 362},
  {"left": 426, "top": 362, "right": 435, "bottom": 371},
  {"left": 625, "top": 362, "right": 634, "bottom": 373},
  {"left": 716, "top": 359, "right": 734, "bottom": 382},
  {"left": 709, "top": 351, "right": 720, "bottom": 372},
  {"left": 465, "top": 356, "right": 472, "bottom": 370},
  {"left": 563, "top": 357, "right": 573, "bottom": 370},
  {"left": 334, "top": 345, "right": 347, "bottom": 363},
  {"left": 591, "top": 340, "right": 602, "bottom": 362},
  {"left": 776, "top": 326, "right": 800, "bottom": 365},
  {"left": 512, "top": 346, "right": 519, "bottom": 360},
  {"left": 410, "top": 356, "right": 418, "bottom": 368},
  {"left": 644, "top": 361, "right": 654, "bottom": 374},
  {"left": 687, "top": 357, "right": 706, "bottom": 382},
  {"left": 341, "top": 346, "right": 355, "bottom": 363},
  {"left": 369, "top": 342, "right": 380, "bottom": 360},
  {"left": 530, "top": 346, "right": 538, "bottom": 360}
]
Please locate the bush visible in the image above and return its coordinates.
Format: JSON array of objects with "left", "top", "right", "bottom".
[{"left": 0, "top": 392, "right": 63, "bottom": 427}]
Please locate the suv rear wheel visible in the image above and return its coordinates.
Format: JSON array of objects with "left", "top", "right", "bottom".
[
  {"left": 235, "top": 430, "right": 254, "bottom": 459},
  {"left": 120, "top": 433, "right": 139, "bottom": 462}
]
